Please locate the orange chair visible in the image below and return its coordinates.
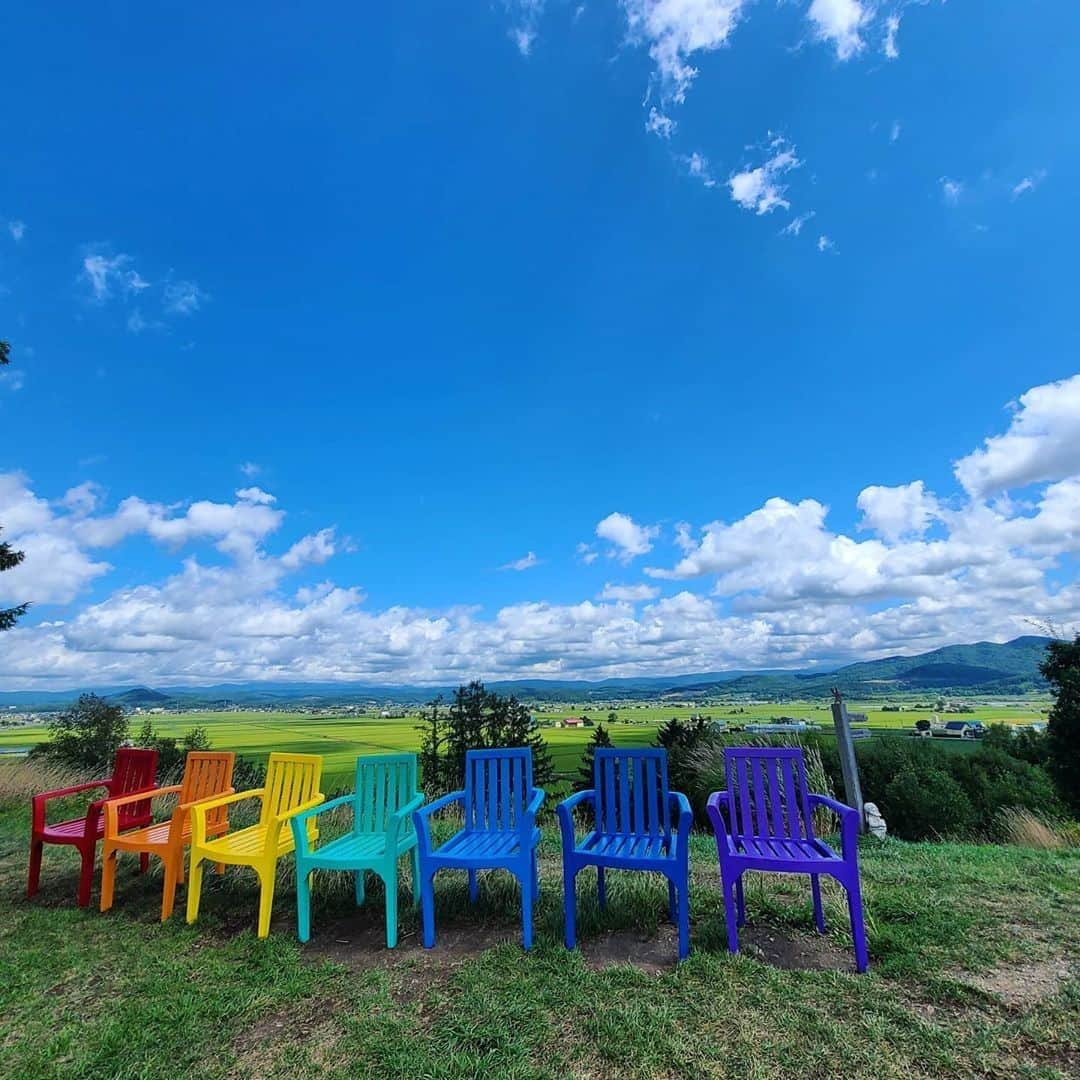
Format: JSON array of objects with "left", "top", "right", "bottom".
[{"left": 100, "top": 751, "right": 235, "bottom": 920}]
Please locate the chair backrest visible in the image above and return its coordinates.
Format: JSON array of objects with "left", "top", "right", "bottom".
[
  {"left": 354, "top": 753, "right": 419, "bottom": 836},
  {"left": 179, "top": 751, "right": 236, "bottom": 830},
  {"left": 463, "top": 748, "right": 533, "bottom": 832},
  {"left": 260, "top": 753, "right": 323, "bottom": 825},
  {"left": 109, "top": 747, "right": 159, "bottom": 828},
  {"left": 593, "top": 748, "right": 671, "bottom": 839},
  {"left": 723, "top": 746, "right": 814, "bottom": 841}
]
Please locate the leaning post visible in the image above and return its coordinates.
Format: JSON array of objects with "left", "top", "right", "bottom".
[{"left": 830, "top": 688, "right": 866, "bottom": 834}]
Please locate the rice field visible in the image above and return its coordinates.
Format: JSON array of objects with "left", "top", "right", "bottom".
[{"left": 0, "top": 696, "right": 1050, "bottom": 786}]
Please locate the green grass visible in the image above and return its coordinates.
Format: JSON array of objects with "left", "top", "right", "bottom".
[{"left": 0, "top": 764, "right": 1076, "bottom": 1078}]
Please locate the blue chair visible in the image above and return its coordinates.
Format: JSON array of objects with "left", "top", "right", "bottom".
[
  {"left": 413, "top": 748, "right": 545, "bottom": 949},
  {"left": 290, "top": 753, "right": 423, "bottom": 948},
  {"left": 557, "top": 747, "right": 693, "bottom": 960}
]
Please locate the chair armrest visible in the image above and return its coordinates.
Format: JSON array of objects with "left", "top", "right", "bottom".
[
  {"left": 669, "top": 791, "right": 693, "bottom": 853},
  {"left": 171, "top": 787, "right": 236, "bottom": 835},
  {"left": 189, "top": 788, "right": 265, "bottom": 847},
  {"left": 290, "top": 793, "right": 353, "bottom": 859},
  {"left": 389, "top": 793, "right": 426, "bottom": 843},
  {"left": 705, "top": 791, "right": 734, "bottom": 854},
  {"left": 521, "top": 787, "right": 546, "bottom": 833},
  {"left": 412, "top": 791, "right": 464, "bottom": 856},
  {"left": 31, "top": 781, "right": 110, "bottom": 832},
  {"left": 808, "top": 793, "right": 860, "bottom": 857},
  {"left": 103, "top": 785, "right": 182, "bottom": 838},
  {"left": 556, "top": 789, "right": 594, "bottom": 846}
]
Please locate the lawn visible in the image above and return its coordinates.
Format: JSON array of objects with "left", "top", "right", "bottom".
[{"left": 0, "top": 762, "right": 1076, "bottom": 1078}]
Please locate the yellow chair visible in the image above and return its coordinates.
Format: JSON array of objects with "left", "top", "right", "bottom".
[
  {"left": 186, "top": 752, "right": 324, "bottom": 938},
  {"left": 101, "top": 750, "right": 236, "bottom": 921}
]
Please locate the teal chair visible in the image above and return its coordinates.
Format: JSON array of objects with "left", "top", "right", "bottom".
[{"left": 290, "top": 753, "right": 424, "bottom": 947}]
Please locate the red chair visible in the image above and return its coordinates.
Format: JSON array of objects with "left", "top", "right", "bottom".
[{"left": 28, "top": 747, "right": 159, "bottom": 907}]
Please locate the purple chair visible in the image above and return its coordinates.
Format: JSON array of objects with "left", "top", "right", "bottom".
[{"left": 706, "top": 746, "right": 869, "bottom": 973}]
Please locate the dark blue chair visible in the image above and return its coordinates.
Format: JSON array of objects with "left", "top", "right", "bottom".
[
  {"left": 413, "top": 747, "right": 544, "bottom": 949},
  {"left": 557, "top": 747, "right": 693, "bottom": 960}
]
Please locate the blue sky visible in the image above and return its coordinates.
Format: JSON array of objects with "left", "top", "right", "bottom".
[{"left": 2, "top": 2, "right": 1079, "bottom": 688}]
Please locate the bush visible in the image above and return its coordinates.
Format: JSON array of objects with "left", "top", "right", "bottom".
[
  {"left": 30, "top": 694, "right": 128, "bottom": 772},
  {"left": 882, "top": 766, "right": 978, "bottom": 841},
  {"left": 982, "top": 722, "right": 1049, "bottom": 767},
  {"left": 1041, "top": 635, "right": 1080, "bottom": 814}
]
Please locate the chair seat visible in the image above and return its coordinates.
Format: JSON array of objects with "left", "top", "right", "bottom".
[
  {"left": 303, "top": 830, "right": 400, "bottom": 867},
  {"left": 39, "top": 817, "right": 102, "bottom": 843},
  {"left": 433, "top": 826, "right": 540, "bottom": 863},
  {"left": 574, "top": 831, "right": 672, "bottom": 863},
  {"left": 198, "top": 824, "right": 293, "bottom": 863},
  {"left": 730, "top": 835, "right": 839, "bottom": 863}
]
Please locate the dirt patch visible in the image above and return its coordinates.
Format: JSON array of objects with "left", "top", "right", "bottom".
[
  {"left": 733, "top": 923, "right": 859, "bottom": 973},
  {"left": 231, "top": 996, "right": 344, "bottom": 1076},
  {"left": 580, "top": 926, "right": 682, "bottom": 974},
  {"left": 964, "top": 959, "right": 1073, "bottom": 1007}
]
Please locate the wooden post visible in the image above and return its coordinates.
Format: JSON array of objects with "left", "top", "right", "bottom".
[{"left": 830, "top": 688, "right": 865, "bottom": 833}]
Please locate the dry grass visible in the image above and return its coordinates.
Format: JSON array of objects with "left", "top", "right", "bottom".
[{"left": 997, "top": 806, "right": 1075, "bottom": 850}]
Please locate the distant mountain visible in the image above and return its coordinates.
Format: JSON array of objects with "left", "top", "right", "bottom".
[{"left": 0, "top": 637, "right": 1052, "bottom": 710}]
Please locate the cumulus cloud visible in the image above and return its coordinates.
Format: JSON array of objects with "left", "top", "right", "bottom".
[
  {"left": 599, "top": 582, "right": 661, "bottom": 602},
  {"left": 682, "top": 151, "right": 716, "bottom": 187},
  {"left": 645, "top": 107, "right": 676, "bottom": 139},
  {"left": 729, "top": 138, "right": 801, "bottom": 215},
  {"left": 857, "top": 481, "right": 939, "bottom": 542},
  {"left": 624, "top": 0, "right": 746, "bottom": 107},
  {"left": 501, "top": 551, "right": 542, "bottom": 571},
  {"left": 817, "top": 234, "right": 835, "bottom": 253},
  {"left": 596, "top": 512, "right": 660, "bottom": 562},
  {"left": 954, "top": 374, "right": 1080, "bottom": 497},
  {"left": 807, "top": 0, "right": 868, "bottom": 61}
]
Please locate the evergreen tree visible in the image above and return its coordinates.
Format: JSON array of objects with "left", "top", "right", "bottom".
[
  {"left": 575, "top": 722, "right": 613, "bottom": 791},
  {"left": 417, "top": 696, "right": 450, "bottom": 796},
  {"left": 1041, "top": 635, "right": 1080, "bottom": 813}
]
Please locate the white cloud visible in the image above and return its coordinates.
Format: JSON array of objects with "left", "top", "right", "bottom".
[
  {"left": 817, "top": 234, "right": 835, "bottom": 252},
  {"left": 883, "top": 14, "right": 900, "bottom": 59},
  {"left": 240, "top": 462, "right": 262, "bottom": 478},
  {"left": 7, "top": 220, "right": 26, "bottom": 242},
  {"left": 236, "top": 487, "right": 277, "bottom": 506},
  {"left": 729, "top": 138, "right": 800, "bottom": 215},
  {"left": 163, "top": 280, "right": 206, "bottom": 315},
  {"left": 82, "top": 253, "right": 150, "bottom": 302},
  {"left": 0, "top": 367, "right": 25, "bottom": 392},
  {"left": 1011, "top": 170, "right": 1047, "bottom": 199},
  {"left": 5, "top": 374, "right": 1080, "bottom": 690},
  {"left": 576, "top": 541, "right": 599, "bottom": 565},
  {"left": 501, "top": 551, "right": 542, "bottom": 571},
  {"left": 954, "top": 374, "right": 1080, "bottom": 497},
  {"left": 890, "top": 120, "right": 901, "bottom": 143},
  {"left": 623, "top": 0, "right": 746, "bottom": 106},
  {"left": 682, "top": 151, "right": 716, "bottom": 187},
  {"left": 780, "top": 210, "right": 815, "bottom": 237},
  {"left": 645, "top": 107, "right": 676, "bottom": 139},
  {"left": 940, "top": 177, "right": 963, "bottom": 205},
  {"left": 596, "top": 512, "right": 660, "bottom": 562},
  {"left": 807, "top": 0, "right": 868, "bottom": 61},
  {"left": 506, "top": 0, "right": 544, "bottom": 55},
  {"left": 599, "top": 582, "right": 661, "bottom": 602}
]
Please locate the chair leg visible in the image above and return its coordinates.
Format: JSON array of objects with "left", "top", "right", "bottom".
[
  {"left": 468, "top": 869, "right": 478, "bottom": 903},
  {"left": 296, "top": 866, "right": 312, "bottom": 943},
  {"left": 139, "top": 852, "right": 150, "bottom": 875},
  {"left": 178, "top": 852, "right": 186, "bottom": 885},
  {"left": 597, "top": 866, "right": 606, "bottom": 909},
  {"left": 420, "top": 869, "right": 437, "bottom": 949},
  {"left": 384, "top": 873, "right": 399, "bottom": 949},
  {"left": 256, "top": 866, "right": 275, "bottom": 939},
  {"left": 668, "top": 878, "right": 677, "bottom": 922},
  {"left": 846, "top": 877, "right": 870, "bottom": 974},
  {"left": 410, "top": 846, "right": 421, "bottom": 906},
  {"left": 100, "top": 849, "right": 119, "bottom": 912},
  {"left": 811, "top": 874, "right": 826, "bottom": 933},
  {"left": 355, "top": 869, "right": 366, "bottom": 906},
  {"left": 27, "top": 839, "right": 43, "bottom": 898},
  {"left": 76, "top": 846, "right": 95, "bottom": 908},
  {"left": 735, "top": 874, "right": 746, "bottom": 927},
  {"left": 161, "top": 855, "right": 180, "bottom": 922},
  {"left": 676, "top": 877, "right": 690, "bottom": 961},
  {"left": 520, "top": 867, "right": 534, "bottom": 951},
  {"left": 721, "top": 871, "right": 739, "bottom": 955},
  {"left": 563, "top": 863, "right": 578, "bottom": 951},
  {"left": 532, "top": 850, "right": 540, "bottom": 901},
  {"left": 186, "top": 856, "right": 205, "bottom": 924}
]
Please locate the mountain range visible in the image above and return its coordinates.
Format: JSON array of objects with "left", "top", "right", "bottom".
[{"left": 0, "top": 637, "right": 1052, "bottom": 710}]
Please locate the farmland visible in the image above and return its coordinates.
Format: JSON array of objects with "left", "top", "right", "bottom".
[{"left": 0, "top": 696, "right": 1050, "bottom": 785}]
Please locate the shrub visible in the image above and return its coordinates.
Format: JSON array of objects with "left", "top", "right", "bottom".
[
  {"left": 982, "top": 722, "right": 1049, "bottom": 767},
  {"left": 30, "top": 694, "right": 128, "bottom": 772},
  {"left": 882, "top": 766, "right": 978, "bottom": 841},
  {"left": 1041, "top": 635, "right": 1080, "bottom": 814}
]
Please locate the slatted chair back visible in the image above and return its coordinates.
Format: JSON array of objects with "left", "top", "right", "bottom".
[
  {"left": 723, "top": 746, "right": 814, "bottom": 842},
  {"left": 259, "top": 753, "right": 323, "bottom": 825},
  {"left": 463, "top": 748, "right": 533, "bottom": 833},
  {"left": 178, "top": 752, "right": 235, "bottom": 832},
  {"left": 110, "top": 748, "right": 159, "bottom": 829},
  {"left": 354, "top": 753, "right": 419, "bottom": 837},
  {"left": 593, "top": 748, "right": 671, "bottom": 840}
]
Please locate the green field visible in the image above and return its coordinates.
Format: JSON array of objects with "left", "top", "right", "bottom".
[{"left": 0, "top": 697, "right": 1051, "bottom": 786}]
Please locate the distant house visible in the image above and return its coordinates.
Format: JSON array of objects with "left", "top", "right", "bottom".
[{"left": 562, "top": 716, "right": 585, "bottom": 728}]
